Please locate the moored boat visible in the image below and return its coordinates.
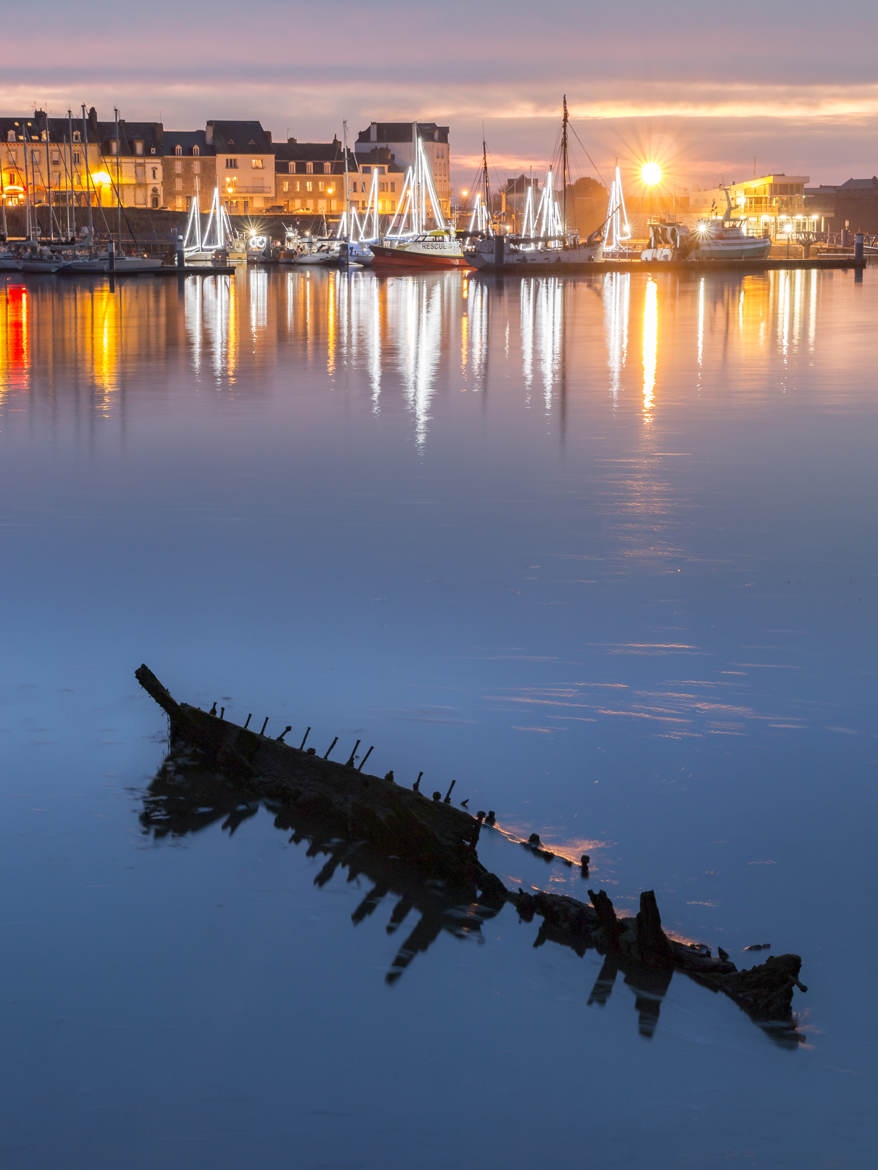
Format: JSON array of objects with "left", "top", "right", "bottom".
[{"left": 371, "top": 231, "right": 467, "bottom": 269}]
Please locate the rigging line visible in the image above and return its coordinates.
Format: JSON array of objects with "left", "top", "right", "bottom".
[{"left": 569, "top": 124, "right": 608, "bottom": 188}]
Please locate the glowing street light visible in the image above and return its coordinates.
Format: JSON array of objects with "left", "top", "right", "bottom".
[{"left": 640, "top": 162, "right": 662, "bottom": 187}]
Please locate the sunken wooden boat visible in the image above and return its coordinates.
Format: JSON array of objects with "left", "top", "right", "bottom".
[{"left": 136, "top": 664, "right": 807, "bottom": 1043}]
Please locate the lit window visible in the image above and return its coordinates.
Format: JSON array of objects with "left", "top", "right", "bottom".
[
  {"left": 225, "top": 158, "right": 238, "bottom": 169},
  {"left": 175, "top": 145, "right": 182, "bottom": 156},
  {"left": 251, "top": 158, "right": 264, "bottom": 169}
]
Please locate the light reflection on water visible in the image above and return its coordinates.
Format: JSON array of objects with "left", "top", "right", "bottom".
[{"left": 1, "top": 266, "right": 877, "bottom": 1168}]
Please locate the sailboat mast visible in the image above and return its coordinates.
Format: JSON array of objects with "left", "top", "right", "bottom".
[
  {"left": 0, "top": 148, "right": 7, "bottom": 240},
  {"left": 342, "top": 120, "right": 350, "bottom": 241},
  {"left": 22, "top": 122, "right": 32, "bottom": 241},
  {"left": 81, "top": 105, "right": 94, "bottom": 239},
  {"left": 114, "top": 107, "right": 122, "bottom": 245},
  {"left": 67, "top": 109, "right": 76, "bottom": 239},
  {"left": 44, "top": 113, "right": 54, "bottom": 242},
  {"left": 481, "top": 135, "right": 489, "bottom": 230},
  {"left": 561, "top": 94, "right": 568, "bottom": 237}
]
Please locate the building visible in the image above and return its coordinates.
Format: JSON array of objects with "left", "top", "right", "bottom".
[
  {"left": 355, "top": 122, "right": 450, "bottom": 217},
  {"left": 691, "top": 174, "right": 819, "bottom": 237},
  {"left": 94, "top": 117, "right": 165, "bottom": 210},
  {"left": 806, "top": 177, "right": 878, "bottom": 234},
  {"left": 206, "top": 120, "right": 275, "bottom": 214},
  {"left": 273, "top": 138, "right": 405, "bottom": 222},
  {"left": 1, "top": 109, "right": 102, "bottom": 222},
  {"left": 162, "top": 131, "right": 215, "bottom": 212}
]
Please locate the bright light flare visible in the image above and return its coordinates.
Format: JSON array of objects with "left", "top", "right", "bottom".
[
  {"left": 90, "top": 170, "right": 113, "bottom": 186},
  {"left": 640, "top": 162, "right": 662, "bottom": 187}
]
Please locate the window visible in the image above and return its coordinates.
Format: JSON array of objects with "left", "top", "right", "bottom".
[
  {"left": 193, "top": 145, "right": 200, "bottom": 156},
  {"left": 306, "top": 180, "right": 312, "bottom": 192},
  {"left": 225, "top": 158, "right": 238, "bottom": 169},
  {"left": 151, "top": 166, "right": 158, "bottom": 180},
  {"left": 72, "top": 130, "right": 80, "bottom": 143},
  {"left": 31, "top": 150, "right": 39, "bottom": 164},
  {"left": 193, "top": 160, "right": 200, "bottom": 174},
  {"left": 174, "top": 159, "right": 182, "bottom": 173},
  {"left": 251, "top": 158, "right": 263, "bottom": 168},
  {"left": 51, "top": 153, "right": 61, "bottom": 165},
  {"left": 175, "top": 144, "right": 183, "bottom": 156},
  {"left": 288, "top": 162, "right": 294, "bottom": 174},
  {"left": 135, "top": 140, "right": 143, "bottom": 155},
  {"left": 282, "top": 180, "right": 289, "bottom": 192},
  {"left": 294, "top": 181, "right": 300, "bottom": 192},
  {"left": 175, "top": 177, "right": 182, "bottom": 192},
  {"left": 390, "top": 182, "right": 395, "bottom": 193},
  {"left": 351, "top": 181, "right": 357, "bottom": 193},
  {"left": 73, "top": 151, "right": 81, "bottom": 165},
  {"left": 323, "top": 162, "right": 331, "bottom": 174},
  {"left": 318, "top": 180, "right": 324, "bottom": 191},
  {"left": 306, "top": 162, "right": 313, "bottom": 174}
]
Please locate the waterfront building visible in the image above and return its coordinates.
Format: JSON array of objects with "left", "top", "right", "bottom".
[
  {"left": 206, "top": 120, "right": 275, "bottom": 214},
  {"left": 1, "top": 109, "right": 102, "bottom": 222},
  {"left": 162, "top": 131, "right": 216, "bottom": 213},
  {"left": 94, "top": 117, "right": 165, "bottom": 211},
  {"left": 805, "top": 177, "right": 878, "bottom": 234},
  {"left": 355, "top": 122, "right": 451, "bottom": 217},
  {"left": 691, "top": 174, "right": 821, "bottom": 237},
  {"left": 274, "top": 138, "right": 404, "bottom": 222}
]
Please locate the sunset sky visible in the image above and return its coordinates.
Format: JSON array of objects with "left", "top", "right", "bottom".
[{"left": 4, "top": 0, "right": 877, "bottom": 192}]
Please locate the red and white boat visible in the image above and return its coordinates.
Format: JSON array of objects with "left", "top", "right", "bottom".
[
  {"left": 370, "top": 231, "right": 468, "bottom": 269},
  {"left": 370, "top": 133, "right": 467, "bottom": 270}
]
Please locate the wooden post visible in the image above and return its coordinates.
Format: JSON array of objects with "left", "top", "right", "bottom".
[
  {"left": 358, "top": 745, "right": 374, "bottom": 772},
  {"left": 260, "top": 716, "right": 269, "bottom": 735},
  {"left": 443, "top": 779, "right": 456, "bottom": 803},
  {"left": 345, "top": 739, "right": 361, "bottom": 767},
  {"left": 243, "top": 713, "right": 252, "bottom": 729},
  {"left": 276, "top": 725, "right": 292, "bottom": 741},
  {"left": 299, "top": 726, "right": 311, "bottom": 750},
  {"left": 323, "top": 736, "right": 338, "bottom": 759}
]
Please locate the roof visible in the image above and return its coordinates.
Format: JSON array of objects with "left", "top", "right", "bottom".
[
  {"left": 206, "top": 120, "right": 273, "bottom": 152},
  {"left": 356, "top": 121, "right": 449, "bottom": 145},
  {"left": 275, "top": 138, "right": 351, "bottom": 164},
  {"left": 162, "top": 130, "right": 212, "bottom": 156},
  {"left": 838, "top": 177, "right": 878, "bottom": 191},
  {"left": 95, "top": 119, "right": 164, "bottom": 154}
]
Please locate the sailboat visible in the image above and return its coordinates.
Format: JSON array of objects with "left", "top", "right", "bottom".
[
  {"left": 465, "top": 97, "right": 603, "bottom": 271},
  {"left": 370, "top": 131, "right": 466, "bottom": 269}
]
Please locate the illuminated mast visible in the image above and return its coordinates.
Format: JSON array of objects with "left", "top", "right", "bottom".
[{"left": 603, "top": 161, "right": 631, "bottom": 252}]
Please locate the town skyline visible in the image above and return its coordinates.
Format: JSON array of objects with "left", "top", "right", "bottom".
[{"left": 3, "top": 0, "right": 878, "bottom": 190}]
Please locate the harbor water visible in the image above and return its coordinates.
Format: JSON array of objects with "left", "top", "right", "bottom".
[{"left": 1, "top": 266, "right": 876, "bottom": 1168}]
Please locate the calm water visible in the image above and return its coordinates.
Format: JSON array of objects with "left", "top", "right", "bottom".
[{"left": 1, "top": 266, "right": 876, "bottom": 1168}]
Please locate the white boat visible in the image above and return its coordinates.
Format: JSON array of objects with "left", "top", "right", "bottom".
[
  {"left": 113, "top": 254, "right": 164, "bottom": 272},
  {"left": 465, "top": 235, "right": 602, "bottom": 270},
  {"left": 691, "top": 217, "right": 771, "bottom": 260},
  {"left": 18, "top": 245, "right": 65, "bottom": 273}
]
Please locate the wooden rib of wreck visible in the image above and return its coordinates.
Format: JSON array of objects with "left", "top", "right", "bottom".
[{"left": 136, "top": 665, "right": 807, "bottom": 1043}]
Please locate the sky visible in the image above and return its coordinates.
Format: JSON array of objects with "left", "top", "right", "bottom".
[{"left": 3, "top": 0, "right": 877, "bottom": 192}]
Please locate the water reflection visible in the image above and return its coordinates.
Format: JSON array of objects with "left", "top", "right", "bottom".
[
  {"left": 140, "top": 749, "right": 802, "bottom": 1045},
  {"left": 0, "top": 265, "right": 833, "bottom": 444}
]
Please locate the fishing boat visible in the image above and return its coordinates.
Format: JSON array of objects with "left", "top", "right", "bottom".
[
  {"left": 641, "top": 189, "right": 771, "bottom": 262},
  {"left": 371, "top": 130, "right": 465, "bottom": 269},
  {"left": 692, "top": 216, "right": 771, "bottom": 260}
]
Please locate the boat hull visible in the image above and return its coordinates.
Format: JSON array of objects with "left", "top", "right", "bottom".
[{"left": 370, "top": 243, "right": 469, "bottom": 270}]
